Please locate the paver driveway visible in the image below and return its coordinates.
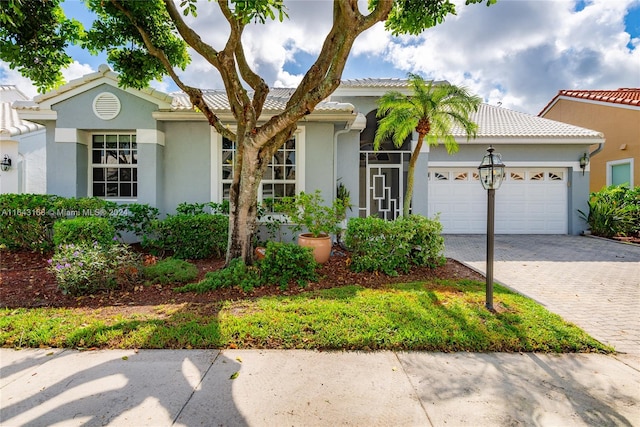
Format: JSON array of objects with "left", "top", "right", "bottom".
[{"left": 444, "top": 235, "right": 640, "bottom": 356}]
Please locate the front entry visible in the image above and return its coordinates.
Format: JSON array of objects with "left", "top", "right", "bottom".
[
  {"left": 358, "top": 109, "right": 412, "bottom": 220},
  {"left": 359, "top": 150, "right": 411, "bottom": 220}
]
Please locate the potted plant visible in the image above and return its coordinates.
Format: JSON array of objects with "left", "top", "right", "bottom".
[{"left": 277, "top": 190, "right": 348, "bottom": 263}]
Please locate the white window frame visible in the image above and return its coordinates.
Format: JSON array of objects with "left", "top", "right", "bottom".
[
  {"left": 89, "top": 132, "right": 138, "bottom": 201},
  {"left": 607, "top": 158, "right": 634, "bottom": 187},
  {"left": 211, "top": 127, "right": 306, "bottom": 205}
]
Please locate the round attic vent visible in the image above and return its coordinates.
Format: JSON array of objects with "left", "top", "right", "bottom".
[{"left": 92, "top": 92, "right": 121, "bottom": 120}]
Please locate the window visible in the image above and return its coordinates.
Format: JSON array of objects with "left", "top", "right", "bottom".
[
  {"left": 608, "top": 159, "right": 634, "bottom": 187},
  {"left": 221, "top": 135, "right": 298, "bottom": 210},
  {"left": 91, "top": 133, "right": 137, "bottom": 198}
]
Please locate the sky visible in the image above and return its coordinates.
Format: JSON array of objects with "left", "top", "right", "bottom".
[{"left": 1, "top": 0, "right": 639, "bottom": 115}]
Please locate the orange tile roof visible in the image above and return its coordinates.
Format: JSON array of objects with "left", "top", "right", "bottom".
[{"left": 539, "top": 88, "right": 640, "bottom": 115}]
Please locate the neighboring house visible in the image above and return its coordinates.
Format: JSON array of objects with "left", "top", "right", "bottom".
[
  {"left": 539, "top": 88, "right": 640, "bottom": 191},
  {"left": 0, "top": 85, "right": 46, "bottom": 194},
  {"left": 14, "top": 65, "right": 604, "bottom": 235}
]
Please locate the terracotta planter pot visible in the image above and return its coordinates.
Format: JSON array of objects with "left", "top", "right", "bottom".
[{"left": 298, "top": 233, "right": 332, "bottom": 264}]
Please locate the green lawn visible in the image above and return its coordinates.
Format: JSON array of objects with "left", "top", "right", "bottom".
[{"left": 0, "top": 279, "right": 612, "bottom": 353}]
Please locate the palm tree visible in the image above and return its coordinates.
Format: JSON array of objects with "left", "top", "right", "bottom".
[{"left": 374, "top": 74, "right": 481, "bottom": 217}]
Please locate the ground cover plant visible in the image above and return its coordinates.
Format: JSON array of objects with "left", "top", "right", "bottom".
[
  {"left": 0, "top": 248, "right": 612, "bottom": 354},
  {"left": 0, "top": 280, "right": 610, "bottom": 353}
]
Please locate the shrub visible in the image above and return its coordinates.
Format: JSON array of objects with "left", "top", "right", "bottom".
[
  {"left": 142, "top": 257, "right": 199, "bottom": 285},
  {"left": 48, "top": 242, "right": 142, "bottom": 295},
  {"left": 146, "top": 213, "right": 229, "bottom": 259},
  {"left": 53, "top": 217, "right": 116, "bottom": 247},
  {"left": 176, "top": 201, "right": 229, "bottom": 215},
  {"left": 175, "top": 258, "right": 261, "bottom": 293},
  {"left": 260, "top": 241, "right": 318, "bottom": 289},
  {"left": 109, "top": 203, "right": 159, "bottom": 239},
  {"left": 0, "top": 194, "right": 59, "bottom": 251},
  {"left": 406, "top": 214, "right": 446, "bottom": 268},
  {"left": 0, "top": 194, "right": 117, "bottom": 252},
  {"left": 578, "top": 185, "right": 639, "bottom": 237},
  {"left": 55, "top": 197, "right": 118, "bottom": 217},
  {"left": 345, "top": 215, "right": 445, "bottom": 276}
]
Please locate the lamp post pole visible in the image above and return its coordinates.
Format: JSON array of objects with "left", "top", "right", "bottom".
[
  {"left": 486, "top": 187, "right": 495, "bottom": 310},
  {"left": 478, "top": 145, "right": 505, "bottom": 312}
]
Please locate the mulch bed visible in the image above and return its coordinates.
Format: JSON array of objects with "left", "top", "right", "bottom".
[{"left": 0, "top": 247, "right": 484, "bottom": 310}]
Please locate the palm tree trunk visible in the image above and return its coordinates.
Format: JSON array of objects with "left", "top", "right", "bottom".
[{"left": 403, "top": 133, "right": 425, "bottom": 217}]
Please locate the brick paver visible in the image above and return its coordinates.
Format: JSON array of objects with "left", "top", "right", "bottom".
[{"left": 444, "top": 235, "right": 640, "bottom": 355}]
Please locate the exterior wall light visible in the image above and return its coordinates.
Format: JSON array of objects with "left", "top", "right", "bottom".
[
  {"left": 0, "top": 155, "right": 11, "bottom": 172},
  {"left": 579, "top": 153, "right": 589, "bottom": 176},
  {"left": 478, "top": 145, "right": 505, "bottom": 311}
]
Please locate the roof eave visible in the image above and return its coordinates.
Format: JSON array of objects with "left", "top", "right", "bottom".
[
  {"left": 15, "top": 109, "right": 58, "bottom": 122},
  {"left": 455, "top": 135, "right": 605, "bottom": 145}
]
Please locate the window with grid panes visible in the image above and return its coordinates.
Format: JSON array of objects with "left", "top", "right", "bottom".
[
  {"left": 221, "top": 136, "right": 297, "bottom": 210},
  {"left": 91, "top": 133, "right": 137, "bottom": 198}
]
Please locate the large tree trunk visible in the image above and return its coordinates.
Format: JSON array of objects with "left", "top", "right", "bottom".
[
  {"left": 403, "top": 133, "right": 425, "bottom": 217},
  {"left": 225, "top": 127, "right": 294, "bottom": 265},
  {"left": 226, "top": 142, "right": 263, "bottom": 265}
]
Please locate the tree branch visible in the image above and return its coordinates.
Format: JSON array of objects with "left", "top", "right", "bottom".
[{"left": 110, "top": 0, "right": 234, "bottom": 141}]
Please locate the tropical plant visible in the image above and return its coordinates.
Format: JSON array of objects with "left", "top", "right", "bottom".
[
  {"left": 1, "top": 0, "right": 495, "bottom": 265},
  {"left": 578, "top": 185, "right": 640, "bottom": 237},
  {"left": 374, "top": 74, "right": 481, "bottom": 216},
  {"left": 277, "top": 191, "right": 348, "bottom": 238}
]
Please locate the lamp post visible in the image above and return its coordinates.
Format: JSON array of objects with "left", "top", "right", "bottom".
[{"left": 478, "top": 145, "right": 505, "bottom": 311}]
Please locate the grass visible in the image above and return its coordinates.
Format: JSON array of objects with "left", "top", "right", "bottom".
[{"left": 0, "top": 279, "right": 613, "bottom": 353}]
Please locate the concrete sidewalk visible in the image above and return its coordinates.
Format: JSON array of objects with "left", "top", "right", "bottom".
[{"left": 2, "top": 348, "right": 639, "bottom": 426}]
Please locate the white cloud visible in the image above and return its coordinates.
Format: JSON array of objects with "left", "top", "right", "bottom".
[
  {"left": 0, "top": 61, "right": 40, "bottom": 99},
  {"left": 1, "top": 0, "right": 638, "bottom": 114},
  {"left": 360, "top": 0, "right": 640, "bottom": 113},
  {"left": 61, "top": 62, "right": 95, "bottom": 82}
]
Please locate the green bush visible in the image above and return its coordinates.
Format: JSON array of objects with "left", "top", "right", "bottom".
[
  {"left": 48, "top": 242, "right": 142, "bottom": 295},
  {"left": 142, "top": 257, "right": 199, "bottom": 285},
  {"left": 260, "top": 241, "right": 318, "bottom": 289},
  {"left": 53, "top": 217, "right": 116, "bottom": 247},
  {"left": 176, "top": 201, "right": 230, "bottom": 215},
  {"left": 0, "top": 194, "right": 118, "bottom": 252},
  {"left": 0, "top": 194, "right": 59, "bottom": 251},
  {"left": 109, "top": 203, "right": 159, "bottom": 239},
  {"left": 345, "top": 215, "right": 445, "bottom": 276},
  {"left": 147, "top": 213, "right": 229, "bottom": 259},
  {"left": 175, "top": 258, "right": 261, "bottom": 293},
  {"left": 406, "top": 214, "right": 446, "bottom": 268},
  {"left": 55, "top": 197, "right": 118, "bottom": 217},
  {"left": 578, "top": 185, "right": 639, "bottom": 237}
]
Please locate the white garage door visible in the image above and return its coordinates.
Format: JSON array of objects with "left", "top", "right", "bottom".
[{"left": 427, "top": 168, "right": 568, "bottom": 234}]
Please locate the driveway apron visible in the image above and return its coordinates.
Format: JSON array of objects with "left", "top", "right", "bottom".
[{"left": 444, "top": 235, "right": 640, "bottom": 357}]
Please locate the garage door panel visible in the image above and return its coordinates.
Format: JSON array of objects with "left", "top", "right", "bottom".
[{"left": 428, "top": 168, "right": 567, "bottom": 234}]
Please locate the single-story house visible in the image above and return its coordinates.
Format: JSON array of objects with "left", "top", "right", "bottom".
[
  {"left": 11, "top": 65, "right": 605, "bottom": 235},
  {"left": 539, "top": 88, "right": 639, "bottom": 191}
]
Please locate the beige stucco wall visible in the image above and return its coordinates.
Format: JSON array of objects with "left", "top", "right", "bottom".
[{"left": 542, "top": 99, "right": 639, "bottom": 192}]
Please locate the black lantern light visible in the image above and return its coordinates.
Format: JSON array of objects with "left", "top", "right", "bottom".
[
  {"left": 0, "top": 155, "right": 11, "bottom": 172},
  {"left": 478, "top": 145, "right": 505, "bottom": 311},
  {"left": 579, "top": 153, "right": 589, "bottom": 176},
  {"left": 478, "top": 146, "right": 505, "bottom": 190}
]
